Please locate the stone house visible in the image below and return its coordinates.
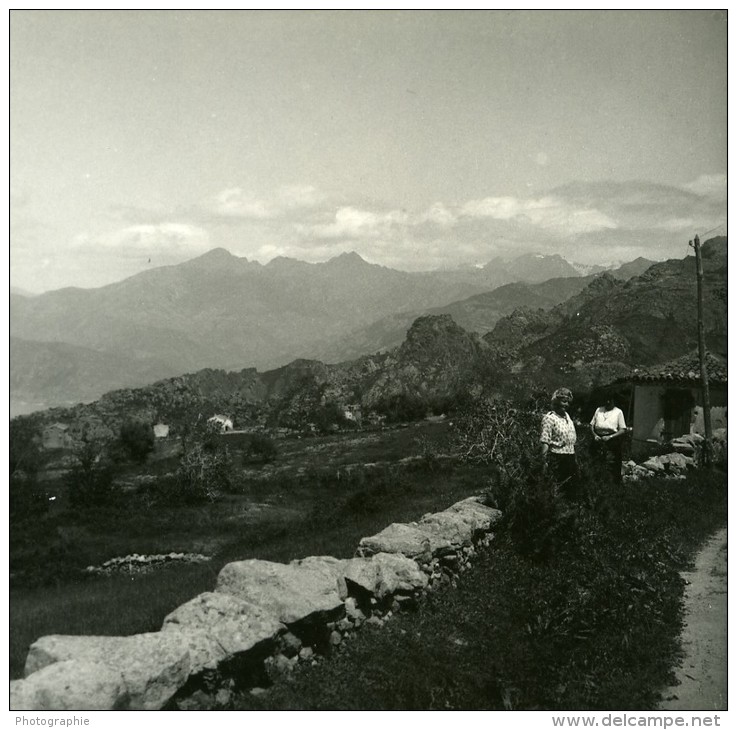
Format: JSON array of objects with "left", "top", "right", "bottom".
[
  {"left": 153, "top": 423, "right": 170, "bottom": 439},
  {"left": 207, "top": 414, "right": 234, "bottom": 432},
  {"left": 41, "top": 423, "right": 74, "bottom": 450},
  {"left": 611, "top": 351, "right": 727, "bottom": 457}
]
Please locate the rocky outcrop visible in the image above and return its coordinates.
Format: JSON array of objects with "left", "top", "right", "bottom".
[{"left": 13, "top": 494, "right": 501, "bottom": 711}]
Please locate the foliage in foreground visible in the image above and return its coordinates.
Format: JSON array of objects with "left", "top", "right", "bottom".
[
  {"left": 239, "top": 470, "right": 726, "bottom": 711},
  {"left": 238, "top": 397, "right": 726, "bottom": 710}
]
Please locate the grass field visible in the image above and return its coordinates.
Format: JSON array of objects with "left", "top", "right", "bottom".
[{"left": 10, "top": 421, "right": 486, "bottom": 679}]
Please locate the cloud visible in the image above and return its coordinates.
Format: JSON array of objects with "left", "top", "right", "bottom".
[
  {"left": 682, "top": 173, "right": 727, "bottom": 201},
  {"left": 213, "top": 188, "right": 273, "bottom": 219},
  {"left": 304, "top": 206, "right": 409, "bottom": 240},
  {"left": 460, "top": 195, "right": 618, "bottom": 235},
  {"left": 420, "top": 203, "right": 457, "bottom": 226},
  {"left": 210, "top": 184, "right": 325, "bottom": 220},
  {"left": 73, "top": 223, "right": 211, "bottom": 259}
]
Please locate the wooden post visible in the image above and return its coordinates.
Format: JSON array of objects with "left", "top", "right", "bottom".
[{"left": 692, "top": 234, "right": 713, "bottom": 465}]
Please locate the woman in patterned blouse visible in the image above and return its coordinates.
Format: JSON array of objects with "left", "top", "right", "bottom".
[{"left": 540, "top": 387, "right": 579, "bottom": 498}]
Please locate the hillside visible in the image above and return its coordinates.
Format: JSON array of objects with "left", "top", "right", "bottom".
[
  {"left": 11, "top": 249, "right": 601, "bottom": 411},
  {"left": 307, "top": 256, "right": 655, "bottom": 365},
  {"left": 10, "top": 337, "right": 173, "bottom": 417},
  {"left": 7, "top": 249, "right": 662, "bottom": 416},
  {"left": 486, "top": 237, "right": 728, "bottom": 391}
]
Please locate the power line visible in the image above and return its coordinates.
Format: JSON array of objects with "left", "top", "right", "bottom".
[{"left": 699, "top": 222, "right": 726, "bottom": 238}]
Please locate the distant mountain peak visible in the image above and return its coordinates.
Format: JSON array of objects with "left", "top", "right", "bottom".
[
  {"left": 194, "top": 247, "right": 239, "bottom": 262},
  {"left": 326, "top": 251, "right": 369, "bottom": 266},
  {"left": 266, "top": 256, "right": 310, "bottom": 268}
]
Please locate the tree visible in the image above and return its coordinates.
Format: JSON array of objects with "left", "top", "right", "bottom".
[
  {"left": 66, "top": 434, "right": 115, "bottom": 508},
  {"left": 118, "top": 419, "right": 155, "bottom": 463}
]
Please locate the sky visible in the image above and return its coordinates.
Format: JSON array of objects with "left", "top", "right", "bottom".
[{"left": 10, "top": 9, "right": 728, "bottom": 292}]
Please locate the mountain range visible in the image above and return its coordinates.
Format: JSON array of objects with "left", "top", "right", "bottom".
[
  {"left": 11, "top": 238, "right": 726, "bottom": 434},
  {"left": 9, "top": 249, "right": 653, "bottom": 415}
]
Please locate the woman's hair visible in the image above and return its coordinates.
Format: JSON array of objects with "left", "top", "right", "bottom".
[{"left": 551, "top": 387, "right": 573, "bottom": 405}]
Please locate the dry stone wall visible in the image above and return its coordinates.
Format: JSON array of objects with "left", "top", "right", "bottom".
[{"left": 11, "top": 495, "right": 501, "bottom": 711}]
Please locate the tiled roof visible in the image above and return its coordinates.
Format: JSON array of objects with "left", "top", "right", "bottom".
[{"left": 619, "top": 351, "right": 727, "bottom": 385}]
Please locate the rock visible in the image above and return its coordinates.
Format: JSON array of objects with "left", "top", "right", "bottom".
[
  {"left": 444, "top": 497, "right": 502, "bottom": 532},
  {"left": 24, "top": 633, "right": 190, "bottom": 710},
  {"left": 641, "top": 453, "right": 692, "bottom": 474},
  {"left": 418, "top": 511, "right": 475, "bottom": 546},
  {"left": 162, "top": 592, "right": 285, "bottom": 672},
  {"left": 216, "top": 559, "right": 345, "bottom": 624},
  {"left": 642, "top": 458, "right": 665, "bottom": 472},
  {"left": 264, "top": 654, "right": 293, "bottom": 678},
  {"left": 298, "top": 646, "right": 314, "bottom": 661},
  {"left": 344, "top": 597, "right": 366, "bottom": 622},
  {"left": 366, "top": 616, "right": 383, "bottom": 627},
  {"left": 279, "top": 631, "right": 302, "bottom": 658},
  {"left": 659, "top": 452, "right": 693, "bottom": 470},
  {"left": 250, "top": 687, "right": 268, "bottom": 696},
  {"left": 337, "top": 618, "right": 352, "bottom": 632},
  {"left": 289, "top": 555, "right": 348, "bottom": 600},
  {"left": 633, "top": 465, "right": 651, "bottom": 478},
  {"left": 329, "top": 630, "right": 342, "bottom": 646},
  {"left": 356, "top": 523, "right": 450, "bottom": 558},
  {"left": 670, "top": 440, "right": 695, "bottom": 455},
  {"left": 11, "top": 661, "right": 127, "bottom": 711},
  {"left": 343, "top": 553, "right": 428, "bottom": 599},
  {"left": 215, "top": 688, "right": 232, "bottom": 707}
]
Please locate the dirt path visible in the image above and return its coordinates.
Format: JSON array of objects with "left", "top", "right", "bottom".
[{"left": 659, "top": 526, "right": 727, "bottom": 711}]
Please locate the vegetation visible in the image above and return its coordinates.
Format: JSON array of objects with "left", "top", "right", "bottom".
[
  {"left": 237, "top": 409, "right": 727, "bottom": 711},
  {"left": 117, "top": 419, "right": 155, "bottom": 463},
  {"left": 9, "top": 422, "right": 468, "bottom": 679},
  {"left": 9, "top": 394, "right": 728, "bottom": 709}
]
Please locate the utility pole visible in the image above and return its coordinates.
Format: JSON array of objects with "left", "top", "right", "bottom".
[{"left": 690, "top": 234, "right": 713, "bottom": 466}]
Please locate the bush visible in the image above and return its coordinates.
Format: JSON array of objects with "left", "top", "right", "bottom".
[
  {"left": 453, "top": 398, "right": 579, "bottom": 560},
  {"left": 66, "top": 438, "right": 116, "bottom": 508},
  {"left": 118, "top": 419, "right": 155, "bottom": 463},
  {"left": 374, "top": 393, "right": 428, "bottom": 423},
  {"left": 176, "top": 443, "right": 233, "bottom": 503}
]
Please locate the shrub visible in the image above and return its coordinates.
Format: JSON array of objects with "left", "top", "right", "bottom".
[
  {"left": 66, "top": 438, "right": 116, "bottom": 508},
  {"left": 453, "top": 398, "right": 575, "bottom": 559},
  {"left": 118, "top": 419, "right": 155, "bottom": 463},
  {"left": 176, "top": 443, "right": 233, "bottom": 503}
]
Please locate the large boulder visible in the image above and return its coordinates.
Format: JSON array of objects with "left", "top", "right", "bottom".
[
  {"left": 216, "top": 559, "right": 345, "bottom": 625},
  {"left": 356, "top": 523, "right": 451, "bottom": 558},
  {"left": 445, "top": 497, "right": 502, "bottom": 532},
  {"left": 418, "top": 511, "right": 477, "bottom": 546},
  {"left": 289, "top": 555, "right": 349, "bottom": 600},
  {"left": 11, "top": 660, "right": 127, "bottom": 711},
  {"left": 24, "top": 632, "right": 191, "bottom": 710},
  {"left": 162, "top": 592, "right": 285, "bottom": 673},
  {"left": 343, "top": 553, "right": 428, "bottom": 599},
  {"left": 641, "top": 457, "right": 665, "bottom": 472}
]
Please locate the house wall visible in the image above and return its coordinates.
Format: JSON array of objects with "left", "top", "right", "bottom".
[
  {"left": 633, "top": 385, "right": 665, "bottom": 443},
  {"left": 633, "top": 384, "right": 727, "bottom": 453}
]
